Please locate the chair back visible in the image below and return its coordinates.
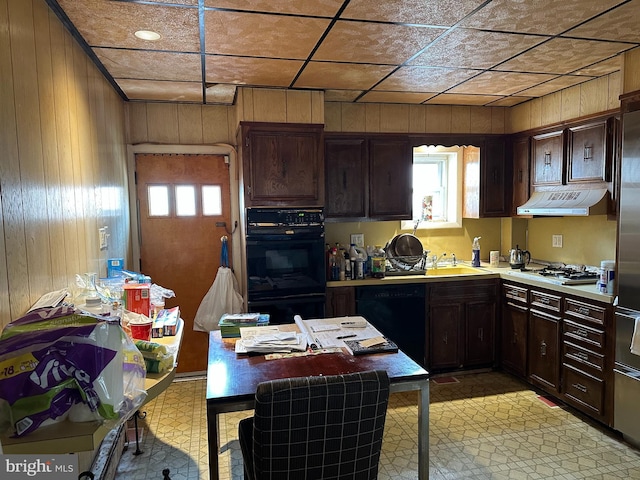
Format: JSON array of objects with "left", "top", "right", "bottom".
[{"left": 252, "top": 370, "right": 390, "bottom": 480}]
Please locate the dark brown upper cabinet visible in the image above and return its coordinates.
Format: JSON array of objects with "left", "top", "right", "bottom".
[
  {"left": 512, "top": 136, "right": 531, "bottom": 216},
  {"left": 532, "top": 130, "right": 565, "bottom": 187},
  {"left": 239, "top": 122, "right": 324, "bottom": 207},
  {"left": 567, "top": 119, "right": 609, "bottom": 184}
]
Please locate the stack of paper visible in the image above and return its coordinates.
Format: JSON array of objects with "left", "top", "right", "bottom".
[{"left": 235, "top": 326, "right": 307, "bottom": 353}]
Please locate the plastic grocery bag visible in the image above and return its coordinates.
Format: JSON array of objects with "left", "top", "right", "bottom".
[
  {"left": 193, "top": 266, "right": 244, "bottom": 332},
  {"left": 0, "top": 306, "right": 146, "bottom": 437}
]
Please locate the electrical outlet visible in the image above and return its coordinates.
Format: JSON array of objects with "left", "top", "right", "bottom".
[
  {"left": 552, "top": 234, "right": 563, "bottom": 248},
  {"left": 350, "top": 233, "right": 365, "bottom": 248}
]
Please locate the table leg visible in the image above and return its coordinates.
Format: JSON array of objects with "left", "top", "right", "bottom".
[
  {"left": 418, "top": 380, "right": 430, "bottom": 479},
  {"left": 207, "top": 405, "right": 220, "bottom": 480}
]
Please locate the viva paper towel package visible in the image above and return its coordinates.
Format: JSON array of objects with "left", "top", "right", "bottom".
[{"left": 0, "top": 306, "right": 146, "bottom": 437}]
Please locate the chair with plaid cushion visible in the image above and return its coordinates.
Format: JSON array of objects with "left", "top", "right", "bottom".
[{"left": 238, "top": 370, "right": 390, "bottom": 480}]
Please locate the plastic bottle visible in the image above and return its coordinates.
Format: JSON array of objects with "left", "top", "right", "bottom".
[
  {"left": 472, "top": 237, "right": 481, "bottom": 267},
  {"left": 370, "top": 246, "right": 386, "bottom": 278}
]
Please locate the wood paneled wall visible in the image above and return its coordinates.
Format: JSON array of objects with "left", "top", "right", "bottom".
[
  {"left": 236, "top": 87, "right": 324, "bottom": 124},
  {"left": 125, "top": 102, "right": 237, "bottom": 145},
  {"left": 0, "top": 0, "right": 130, "bottom": 329},
  {"left": 622, "top": 47, "right": 640, "bottom": 95},
  {"left": 324, "top": 103, "right": 506, "bottom": 134},
  {"left": 508, "top": 71, "right": 622, "bottom": 133}
]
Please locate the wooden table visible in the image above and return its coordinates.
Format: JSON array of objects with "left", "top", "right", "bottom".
[{"left": 206, "top": 330, "right": 430, "bottom": 480}]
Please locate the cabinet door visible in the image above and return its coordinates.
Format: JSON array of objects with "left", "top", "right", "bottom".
[
  {"left": 532, "top": 130, "right": 564, "bottom": 187},
  {"left": 480, "top": 138, "right": 509, "bottom": 217},
  {"left": 528, "top": 309, "right": 560, "bottom": 393},
  {"left": 567, "top": 120, "right": 608, "bottom": 184},
  {"left": 512, "top": 136, "right": 530, "bottom": 216},
  {"left": 429, "top": 303, "right": 462, "bottom": 370},
  {"left": 324, "top": 138, "right": 367, "bottom": 219},
  {"left": 465, "top": 299, "right": 496, "bottom": 366},
  {"left": 369, "top": 138, "right": 412, "bottom": 219},
  {"left": 325, "top": 287, "right": 356, "bottom": 317},
  {"left": 502, "top": 301, "right": 528, "bottom": 378},
  {"left": 243, "top": 123, "right": 323, "bottom": 205}
]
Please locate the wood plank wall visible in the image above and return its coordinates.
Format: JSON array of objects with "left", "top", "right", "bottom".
[
  {"left": 0, "top": 0, "right": 130, "bottom": 329},
  {"left": 508, "top": 71, "right": 622, "bottom": 133}
]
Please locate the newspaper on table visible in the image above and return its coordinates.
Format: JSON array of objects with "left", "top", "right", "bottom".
[{"left": 235, "top": 326, "right": 307, "bottom": 354}]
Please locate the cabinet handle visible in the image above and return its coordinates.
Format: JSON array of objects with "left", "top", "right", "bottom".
[
  {"left": 573, "top": 328, "right": 589, "bottom": 338},
  {"left": 575, "top": 351, "right": 589, "bottom": 362},
  {"left": 443, "top": 333, "right": 448, "bottom": 345},
  {"left": 478, "top": 327, "right": 484, "bottom": 342},
  {"left": 539, "top": 296, "right": 550, "bottom": 304},
  {"left": 577, "top": 306, "right": 590, "bottom": 316},
  {"left": 282, "top": 158, "right": 287, "bottom": 177},
  {"left": 493, "top": 170, "right": 498, "bottom": 183},
  {"left": 540, "top": 340, "right": 547, "bottom": 356},
  {"left": 342, "top": 171, "right": 347, "bottom": 189},
  {"left": 518, "top": 169, "right": 523, "bottom": 182},
  {"left": 572, "top": 383, "right": 588, "bottom": 393},
  {"left": 544, "top": 152, "right": 552, "bottom": 166},
  {"left": 583, "top": 145, "right": 593, "bottom": 161},
  {"left": 512, "top": 332, "right": 518, "bottom": 344}
]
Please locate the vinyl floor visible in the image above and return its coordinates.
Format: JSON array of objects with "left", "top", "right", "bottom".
[{"left": 115, "top": 371, "right": 640, "bottom": 479}]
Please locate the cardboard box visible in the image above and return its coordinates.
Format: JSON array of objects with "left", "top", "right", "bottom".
[
  {"left": 107, "top": 258, "right": 124, "bottom": 278},
  {"left": 123, "top": 283, "right": 150, "bottom": 316}
]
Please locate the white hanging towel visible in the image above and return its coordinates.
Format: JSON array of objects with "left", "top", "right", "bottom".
[{"left": 630, "top": 316, "right": 640, "bottom": 356}]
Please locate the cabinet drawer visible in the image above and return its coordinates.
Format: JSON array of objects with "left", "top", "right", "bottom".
[
  {"left": 530, "top": 290, "right": 561, "bottom": 313},
  {"left": 503, "top": 283, "right": 528, "bottom": 304},
  {"left": 564, "top": 298, "right": 606, "bottom": 327},
  {"left": 563, "top": 364, "right": 604, "bottom": 416},
  {"left": 563, "top": 319, "right": 605, "bottom": 350},
  {"left": 430, "top": 280, "right": 497, "bottom": 302},
  {"left": 563, "top": 341, "right": 604, "bottom": 374}
]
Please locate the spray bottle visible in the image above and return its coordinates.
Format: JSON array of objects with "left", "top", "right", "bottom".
[{"left": 472, "top": 237, "right": 481, "bottom": 267}]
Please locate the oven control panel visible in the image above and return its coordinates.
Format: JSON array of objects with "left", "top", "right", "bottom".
[{"left": 247, "top": 207, "right": 324, "bottom": 227}]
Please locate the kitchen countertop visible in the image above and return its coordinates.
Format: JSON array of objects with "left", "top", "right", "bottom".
[{"left": 327, "top": 262, "right": 615, "bottom": 304}]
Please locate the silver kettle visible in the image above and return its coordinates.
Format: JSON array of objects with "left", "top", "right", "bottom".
[{"left": 509, "top": 245, "right": 531, "bottom": 269}]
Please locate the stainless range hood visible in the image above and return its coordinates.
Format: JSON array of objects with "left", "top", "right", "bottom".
[{"left": 517, "top": 188, "right": 608, "bottom": 216}]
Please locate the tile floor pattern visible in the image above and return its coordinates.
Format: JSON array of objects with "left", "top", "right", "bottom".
[{"left": 116, "top": 372, "right": 640, "bottom": 480}]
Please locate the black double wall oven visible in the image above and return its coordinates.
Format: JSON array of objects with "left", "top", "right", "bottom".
[{"left": 245, "top": 207, "right": 326, "bottom": 324}]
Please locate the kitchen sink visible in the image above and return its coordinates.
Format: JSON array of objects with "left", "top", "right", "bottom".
[{"left": 424, "top": 265, "right": 486, "bottom": 276}]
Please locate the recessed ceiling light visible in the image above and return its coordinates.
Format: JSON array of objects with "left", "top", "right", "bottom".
[{"left": 134, "top": 30, "right": 161, "bottom": 41}]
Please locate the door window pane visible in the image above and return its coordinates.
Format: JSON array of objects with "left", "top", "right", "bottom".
[
  {"left": 175, "top": 185, "right": 196, "bottom": 216},
  {"left": 202, "top": 185, "right": 222, "bottom": 216},
  {"left": 148, "top": 185, "right": 169, "bottom": 216}
]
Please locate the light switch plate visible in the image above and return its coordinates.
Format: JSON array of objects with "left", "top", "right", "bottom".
[
  {"left": 552, "top": 234, "right": 563, "bottom": 248},
  {"left": 350, "top": 233, "right": 365, "bottom": 248}
]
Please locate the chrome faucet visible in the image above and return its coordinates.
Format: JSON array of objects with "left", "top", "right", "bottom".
[
  {"left": 431, "top": 252, "right": 447, "bottom": 268},
  {"left": 451, "top": 253, "right": 457, "bottom": 266}
]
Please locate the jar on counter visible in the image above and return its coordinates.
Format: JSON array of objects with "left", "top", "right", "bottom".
[{"left": 370, "top": 246, "right": 386, "bottom": 278}]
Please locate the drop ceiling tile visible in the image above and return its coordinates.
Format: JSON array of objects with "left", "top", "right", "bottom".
[
  {"left": 117, "top": 79, "right": 203, "bottom": 102},
  {"left": 572, "top": 57, "right": 622, "bottom": 76},
  {"left": 206, "top": 56, "right": 303, "bottom": 87},
  {"left": 487, "top": 97, "right": 532, "bottom": 107},
  {"left": 498, "top": 38, "right": 631, "bottom": 74},
  {"left": 94, "top": 49, "right": 202, "bottom": 82},
  {"left": 294, "top": 62, "right": 396, "bottom": 90},
  {"left": 425, "top": 93, "right": 503, "bottom": 106},
  {"left": 57, "top": 0, "right": 200, "bottom": 52},
  {"left": 359, "top": 91, "right": 436, "bottom": 104},
  {"left": 410, "top": 29, "right": 547, "bottom": 69},
  {"left": 565, "top": 2, "right": 640, "bottom": 43},
  {"left": 516, "top": 75, "right": 593, "bottom": 97},
  {"left": 375, "top": 66, "right": 479, "bottom": 92},
  {"left": 449, "top": 71, "right": 558, "bottom": 95},
  {"left": 206, "top": 84, "right": 237, "bottom": 104},
  {"left": 204, "top": 10, "right": 329, "bottom": 59},
  {"left": 324, "top": 90, "right": 364, "bottom": 102},
  {"left": 313, "top": 21, "right": 445, "bottom": 64},
  {"left": 460, "top": 0, "right": 625, "bottom": 35},
  {"left": 342, "top": 0, "right": 487, "bottom": 26},
  {"left": 204, "top": 0, "right": 344, "bottom": 16}
]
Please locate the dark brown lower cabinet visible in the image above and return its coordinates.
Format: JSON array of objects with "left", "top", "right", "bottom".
[
  {"left": 502, "top": 300, "right": 528, "bottom": 378},
  {"left": 528, "top": 308, "right": 561, "bottom": 393},
  {"left": 427, "top": 279, "right": 498, "bottom": 373},
  {"left": 325, "top": 286, "right": 355, "bottom": 317}
]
